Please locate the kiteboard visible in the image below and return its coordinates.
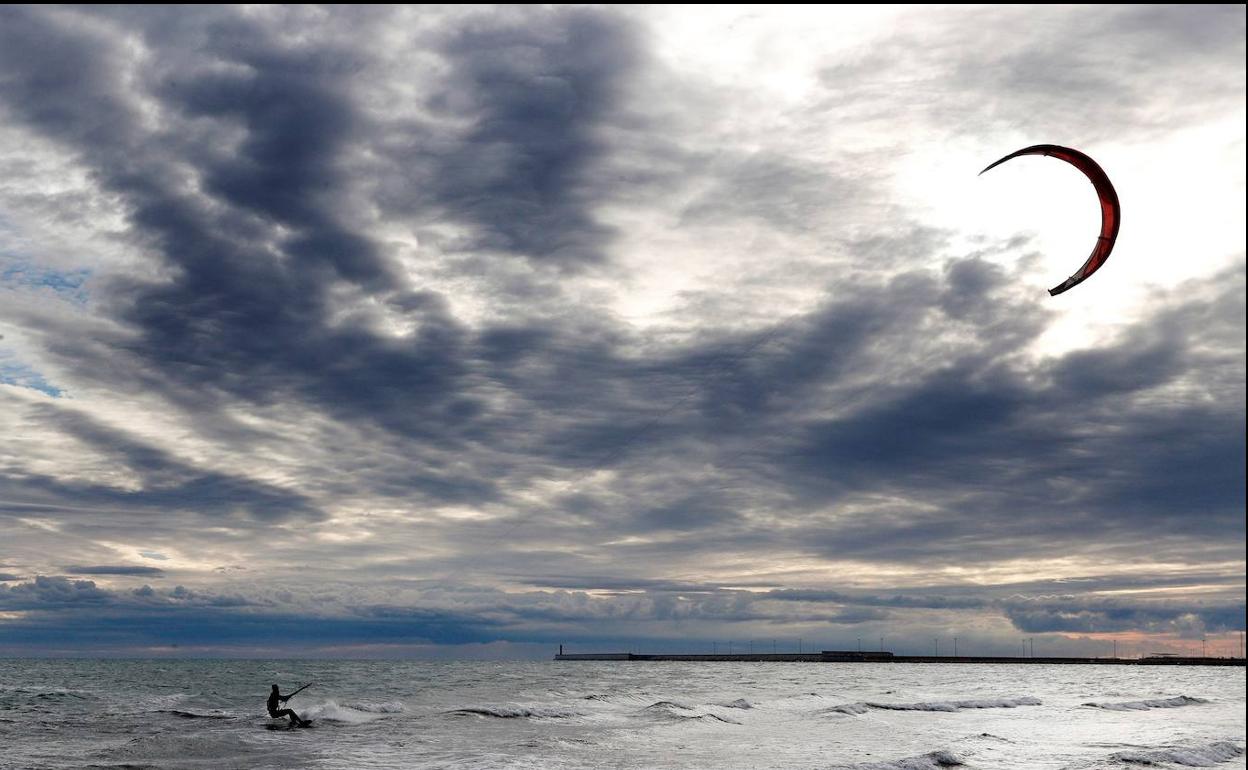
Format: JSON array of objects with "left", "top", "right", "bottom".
[{"left": 265, "top": 719, "right": 314, "bottom": 730}]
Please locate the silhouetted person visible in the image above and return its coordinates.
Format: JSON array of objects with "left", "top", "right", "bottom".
[{"left": 268, "top": 684, "right": 308, "bottom": 726}]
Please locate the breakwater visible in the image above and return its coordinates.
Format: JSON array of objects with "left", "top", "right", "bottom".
[{"left": 554, "top": 651, "right": 1246, "bottom": 666}]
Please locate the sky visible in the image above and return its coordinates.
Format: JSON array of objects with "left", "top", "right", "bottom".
[{"left": 0, "top": 5, "right": 1244, "bottom": 659}]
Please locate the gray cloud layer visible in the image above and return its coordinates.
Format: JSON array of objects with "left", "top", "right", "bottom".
[{"left": 0, "top": 5, "right": 1243, "bottom": 656}]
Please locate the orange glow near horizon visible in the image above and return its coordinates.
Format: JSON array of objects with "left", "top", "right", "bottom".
[{"left": 1071, "top": 631, "right": 1246, "bottom": 658}]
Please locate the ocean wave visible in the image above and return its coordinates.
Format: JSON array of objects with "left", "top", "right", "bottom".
[
  {"left": 719, "top": 698, "right": 753, "bottom": 709},
  {"left": 844, "top": 750, "right": 965, "bottom": 769},
  {"left": 654, "top": 711, "right": 741, "bottom": 725},
  {"left": 301, "top": 700, "right": 405, "bottom": 724},
  {"left": 448, "top": 705, "right": 583, "bottom": 720},
  {"left": 826, "top": 703, "right": 874, "bottom": 715},
  {"left": 582, "top": 692, "right": 654, "bottom": 706},
  {"left": 161, "top": 709, "right": 233, "bottom": 720},
  {"left": 643, "top": 700, "right": 694, "bottom": 711},
  {"left": 3, "top": 689, "right": 92, "bottom": 702},
  {"left": 1084, "top": 695, "right": 1209, "bottom": 711},
  {"left": 828, "top": 697, "right": 1040, "bottom": 714},
  {"left": 1110, "top": 741, "right": 1243, "bottom": 766},
  {"left": 640, "top": 701, "right": 740, "bottom": 724}
]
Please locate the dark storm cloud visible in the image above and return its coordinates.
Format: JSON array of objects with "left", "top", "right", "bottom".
[
  {"left": 1003, "top": 595, "right": 1246, "bottom": 636},
  {"left": 0, "top": 577, "right": 253, "bottom": 612},
  {"left": 0, "top": 5, "right": 474, "bottom": 451},
  {"left": 0, "top": 4, "right": 657, "bottom": 493},
  {"left": 0, "top": 604, "right": 509, "bottom": 650},
  {"left": 64, "top": 565, "right": 166, "bottom": 577},
  {"left": 488, "top": 259, "right": 1242, "bottom": 568},
  {"left": 0, "top": 576, "right": 111, "bottom": 608},
  {"left": 413, "top": 7, "right": 643, "bottom": 267},
  {"left": 0, "top": 576, "right": 883, "bottom": 650},
  {"left": 761, "top": 267, "right": 1245, "bottom": 566}
]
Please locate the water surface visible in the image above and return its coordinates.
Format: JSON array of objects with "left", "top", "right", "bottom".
[{"left": 0, "top": 659, "right": 1243, "bottom": 769}]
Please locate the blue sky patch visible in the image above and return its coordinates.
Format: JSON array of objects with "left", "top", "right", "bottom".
[
  {"left": 0, "top": 353, "right": 63, "bottom": 397},
  {"left": 1, "top": 258, "right": 91, "bottom": 307}
]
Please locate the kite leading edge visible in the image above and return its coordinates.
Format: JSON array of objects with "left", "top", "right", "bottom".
[{"left": 979, "top": 144, "right": 1121, "bottom": 296}]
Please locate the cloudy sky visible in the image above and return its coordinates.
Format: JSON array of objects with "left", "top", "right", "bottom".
[{"left": 0, "top": 5, "right": 1243, "bottom": 658}]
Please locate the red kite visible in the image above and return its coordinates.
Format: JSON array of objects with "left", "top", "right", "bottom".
[{"left": 980, "top": 145, "right": 1121, "bottom": 296}]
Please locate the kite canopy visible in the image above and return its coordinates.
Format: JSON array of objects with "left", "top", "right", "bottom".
[{"left": 979, "top": 144, "right": 1121, "bottom": 296}]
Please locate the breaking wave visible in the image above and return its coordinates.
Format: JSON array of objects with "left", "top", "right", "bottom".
[
  {"left": 581, "top": 692, "right": 654, "bottom": 706},
  {"left": 1110, "top": 741, "right": 1243, "bottom": 766},
  {"left": 828, "top": 697, "right": 1040, "bottom": 714},
  {"left": 448, "top": 705, "right": 583, "bottom": 720},
  {"left": 1084, "top": 695, "right": 1209, "bottom": 711},
  {"left": 642, "top": 700, "right": 693, "bottom": 711},
  {"left": 641, "top": 700, "right": 741, "bottom": 724},
  {"left": 301, "top": 700, "right": 405, "bottom": 724}
]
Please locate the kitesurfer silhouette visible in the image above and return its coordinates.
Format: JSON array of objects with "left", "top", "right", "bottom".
[{"left": 267, "top": 683, "right": 309, "bottom": 726}]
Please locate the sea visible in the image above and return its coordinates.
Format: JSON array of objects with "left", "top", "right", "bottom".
[{"left": 0, "top": 659, "right": 1243, "bottom": 769}]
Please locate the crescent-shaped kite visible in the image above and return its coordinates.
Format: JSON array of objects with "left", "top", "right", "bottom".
[{"left": 979, "top": 144, "right": 1121, "bottom": 296}]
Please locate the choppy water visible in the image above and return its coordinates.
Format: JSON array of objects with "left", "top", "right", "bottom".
[{"left": 0, "top": 659, "right": 1242, "bottom": 769}]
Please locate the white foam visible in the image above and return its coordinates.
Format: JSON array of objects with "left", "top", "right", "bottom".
[
  {"left": 342, "top": 700, "right": 406, "bottom": 714},
  {"left": 301, "top": 699, "right": 403, "bottom": 724},
  {"left": 1111, "top": 741, "right": 1244, "bottom": 767}
]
